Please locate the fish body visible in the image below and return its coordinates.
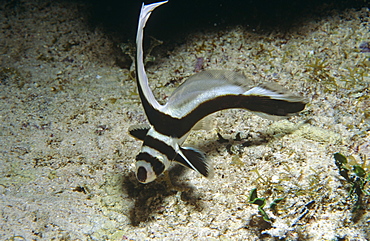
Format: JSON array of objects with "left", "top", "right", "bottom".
[{"left": 130, "top": 1, "right": 307, "bottom": 183}]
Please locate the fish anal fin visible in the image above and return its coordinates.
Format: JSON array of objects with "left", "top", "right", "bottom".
[
  {"left": 128, "top": 124, "right": 150, "bottom": 141},
  {"left": 175, "top": 147, "right": 213, "bottom": 178}
]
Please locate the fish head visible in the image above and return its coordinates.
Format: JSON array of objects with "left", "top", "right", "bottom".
[{"left": 135, "top": 150, "right": 167, "bottom": 183}]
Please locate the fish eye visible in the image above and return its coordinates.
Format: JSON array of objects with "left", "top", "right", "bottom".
[
  {"left": 136, "top": 166, "right": 147, "bottom": 183},
  {"left": 135, "top": 160, "right": 158, "bottom": 184}
]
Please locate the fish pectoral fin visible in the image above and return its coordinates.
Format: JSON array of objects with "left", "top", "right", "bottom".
[
  {"left": 192, "top": 115, "right": 215, "bottom": 131},
  {"left": 175, "top": 147, "right": 213, "bottom": 178},
  {"left": 128, "top": 124, "right": 151, "bottom": 141}
]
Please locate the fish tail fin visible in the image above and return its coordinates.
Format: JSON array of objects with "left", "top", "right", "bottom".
[{"left": 243, "top": 85, "right": 307, "bottom": 118}]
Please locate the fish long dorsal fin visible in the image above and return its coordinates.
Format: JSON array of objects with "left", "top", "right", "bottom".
[
  {"left": 136, "top": 1, "right": 168, "bottom": 116},
  {"left": 135, "top": 3, "right": 306, "bottom": 140}
]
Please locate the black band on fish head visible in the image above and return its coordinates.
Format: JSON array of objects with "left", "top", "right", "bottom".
[{"left": 135, "top": 152, "right": 165, "bottom": 183}]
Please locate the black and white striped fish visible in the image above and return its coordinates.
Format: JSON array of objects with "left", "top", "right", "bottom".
[{"left": 129, "top": 0, "right": 307, "bottom": 183}]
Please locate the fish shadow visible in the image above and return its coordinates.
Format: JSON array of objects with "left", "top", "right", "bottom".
[
  {"left": 121, "top": 165, "right": 203, "bottom": 226},
  {"left": 195, "top": 130, "right": 272, "bottom": 157},
  {"left": 121, "top": 129, "right": 280, "bottom": 226}
]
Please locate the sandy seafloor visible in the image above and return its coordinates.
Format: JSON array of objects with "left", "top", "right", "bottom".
[{"left": 1, "top": 0, "right": 370, "bottom": 240}]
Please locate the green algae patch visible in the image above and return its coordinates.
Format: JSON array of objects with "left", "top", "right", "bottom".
[
  {"left": 295, "top": 125, "right": 342, "bottom": 144},
  {"left": 267, "top": 120, "right": 342, "bottom": 144},
  {"left": 0, "top": 168, "right": 37, "bottom": 186}
]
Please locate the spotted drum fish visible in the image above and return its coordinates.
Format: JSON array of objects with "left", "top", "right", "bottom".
[{"left": 129, "top": 0, "right": 307, "bottom": 183}]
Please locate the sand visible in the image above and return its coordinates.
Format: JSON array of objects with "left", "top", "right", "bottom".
[{"left": 0, "top": 1, "right": 369, "bottom": 240}]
